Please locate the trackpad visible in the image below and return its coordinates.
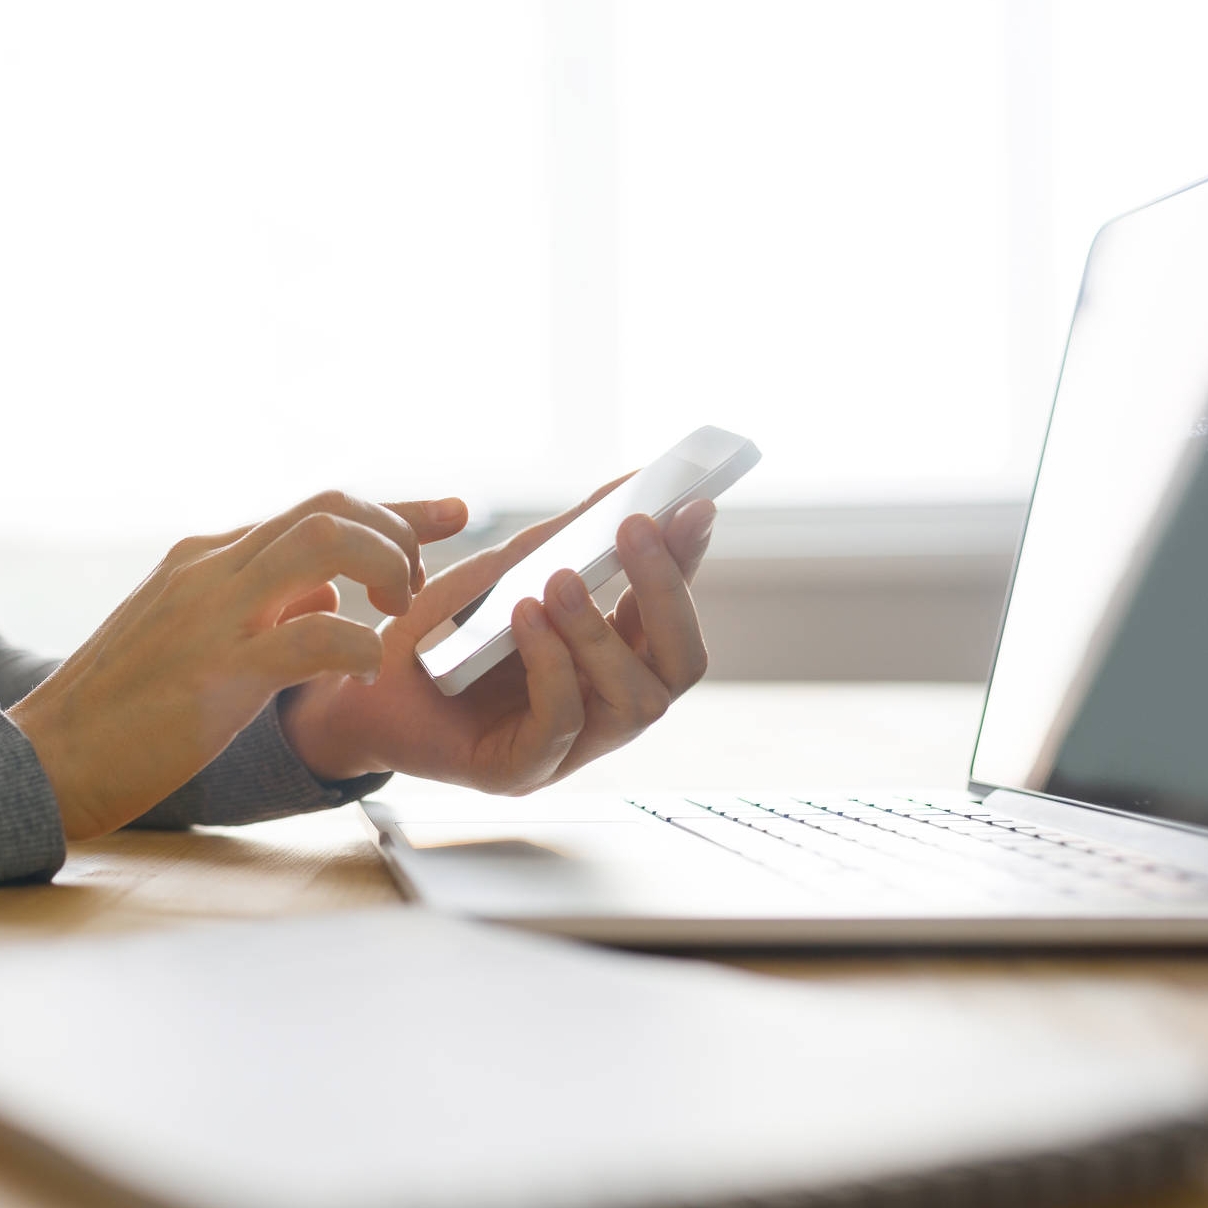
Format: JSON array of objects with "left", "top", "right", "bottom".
[{"left": 393, "top": 820, "right": 805, "bottom": 919}]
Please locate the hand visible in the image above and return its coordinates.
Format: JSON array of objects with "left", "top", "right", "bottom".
[
  {"left": 279, "top": 484, "right": 715, "bottom": 794},
  {"left": 8, "top": 491, "right": 468, "bottom": 840}
]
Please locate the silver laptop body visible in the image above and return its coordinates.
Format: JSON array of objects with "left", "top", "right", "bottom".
[{"left": 362, "top": 177, "right": 1208, "bottom": 947}]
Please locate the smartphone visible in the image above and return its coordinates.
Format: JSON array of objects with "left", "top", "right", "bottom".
[{"left": 415, "top": 425, "right": 760, "bottom": 695}]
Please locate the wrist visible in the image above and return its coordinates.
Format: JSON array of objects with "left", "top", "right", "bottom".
[{"left": 277, "top": 676, "right": 385, "bottom": 784}]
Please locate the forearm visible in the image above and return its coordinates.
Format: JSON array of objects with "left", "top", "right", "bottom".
[{"left": 0, "top": 637, "right": 391, "bottom": 879}]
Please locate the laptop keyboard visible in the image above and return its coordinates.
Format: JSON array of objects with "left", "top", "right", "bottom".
[{"left": 625, "top": 793, "right": 1208, "bottom": 908}]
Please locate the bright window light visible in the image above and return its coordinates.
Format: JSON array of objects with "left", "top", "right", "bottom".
[
  {"left": 3, "top": 1, "right": 1208, "bottom": 540},
  {"left": 616, "top": 0, "right": 1016, "bottom": 506},
  {"left": 0, "top": 2, "right": 552, "bottom": 538}
]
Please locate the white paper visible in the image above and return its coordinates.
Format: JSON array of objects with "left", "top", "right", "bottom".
[{"left": 0, "top": 908, "right": 1203, "bottom": 1208}]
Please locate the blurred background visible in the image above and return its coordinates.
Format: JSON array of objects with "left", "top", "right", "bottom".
[{"left": 2, "top": 0, "right": 1207, "bottom": 679}]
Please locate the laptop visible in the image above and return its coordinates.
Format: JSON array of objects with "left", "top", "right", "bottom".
[{"left": 361, "top": 175, "right": 1208, "bottom": 947}]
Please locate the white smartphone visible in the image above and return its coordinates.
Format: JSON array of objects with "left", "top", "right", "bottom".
[{"left": 415, "top": 425, "right": 760, "bottom": 695}]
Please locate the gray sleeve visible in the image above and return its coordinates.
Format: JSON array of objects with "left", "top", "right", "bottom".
[
  {"left": 129, "top": 698, "right": 393, "bottom": 830},
  {"left": 0, "top": 710, "right": 67, "bottom": 884},
  {"left": 0, "top": 639, "right": 59, "bottom": 711}
]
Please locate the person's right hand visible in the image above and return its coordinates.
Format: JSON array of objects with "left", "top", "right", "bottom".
[{"left": 7, "top": 490, "right": 467, "bottom": 842}]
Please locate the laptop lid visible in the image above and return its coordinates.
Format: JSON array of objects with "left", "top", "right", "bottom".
[{"left": 971, "top": 176, "right": 1208, "bottom": 837}]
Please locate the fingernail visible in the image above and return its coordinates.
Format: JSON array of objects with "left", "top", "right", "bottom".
[
  {"left": 520, "top": 598, "right": 549, "bottom": 630},
  {"left": 353, "top": 669, "right": 378, "bottom": 687},
  {"left": 625, "top": 514, "right": 660, "bottom": 554},
  {"left": 424, "top": 498, "right": 463, "bottom": 522},
  {"left": 556, "top": 573, "right": 588, "bottom": 612}
]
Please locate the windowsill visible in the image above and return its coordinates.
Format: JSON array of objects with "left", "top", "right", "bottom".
[
  {"left": 421, "top": 499, "right": 1029, "bottom": 584},
  {"left": 0, "top": 501, "right": 1029, "bottom": 680}
]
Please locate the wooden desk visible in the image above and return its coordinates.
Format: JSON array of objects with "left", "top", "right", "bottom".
[{"left": 2, "top": 682, "right": 1208, "bottom": 1207}]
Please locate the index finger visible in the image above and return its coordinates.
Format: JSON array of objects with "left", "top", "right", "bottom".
[
  {"left": 612, "top": 508, "right": 711, "bottom": 697},
  {"left": 222, "top": 491, "right": 468, "bottom": 593}
]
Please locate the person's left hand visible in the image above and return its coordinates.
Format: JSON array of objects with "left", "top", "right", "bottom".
[{"left": 279, "top": 487, "right": 715, "bottom": 793}]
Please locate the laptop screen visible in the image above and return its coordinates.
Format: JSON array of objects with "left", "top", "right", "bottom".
[{"left": 970, "top": 177, "right": 1208, "bottom": 833}]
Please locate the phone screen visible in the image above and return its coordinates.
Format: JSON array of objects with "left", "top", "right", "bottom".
[{"left": 418, "top": 454, "right": 709, "bottom": 680}]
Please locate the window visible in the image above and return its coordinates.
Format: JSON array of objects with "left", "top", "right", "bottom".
[
  {"left": 3, "top": 1, "right": 1208, "bottom": 541},
  {"left": 1, "top": 2, "right": 552, "bottom": 537}
]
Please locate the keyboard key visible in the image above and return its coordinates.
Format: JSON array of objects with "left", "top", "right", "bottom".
[
  {"left": 822, "top": 804, "right": 892, "bottom": 821},
  {"left": 670, "top": 817, "right": 856, "bottom": 881},
  {"left": 627, "top": 796, "right": 717, "bottom": 821},
  {"left": 683, "top": 794, "right": 779, "bottom": 818}
]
